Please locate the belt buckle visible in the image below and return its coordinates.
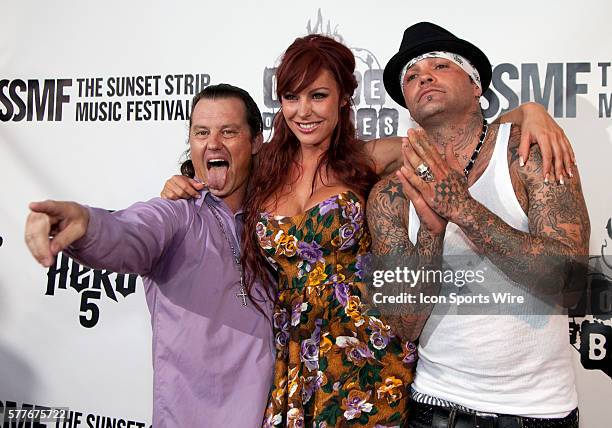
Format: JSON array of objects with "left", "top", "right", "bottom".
[{"left": 473, "top": 411, "right": 498, "bottom": 428}]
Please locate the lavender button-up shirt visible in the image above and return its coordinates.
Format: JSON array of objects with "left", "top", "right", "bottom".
[{"left": 65, "top": 190, "right": 274, "bottom": 427}]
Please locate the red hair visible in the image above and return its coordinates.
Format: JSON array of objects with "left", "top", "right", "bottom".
[{"left": 242, "top": 34, "right": 378, "bottom": 308}]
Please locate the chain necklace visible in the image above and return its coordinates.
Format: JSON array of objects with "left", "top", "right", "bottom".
[
  {"left": 205, "top": 199, "right": 248, "bottom": 307},
  {"left": 463, "top": 118, "right": 489, "bottom": 177}
]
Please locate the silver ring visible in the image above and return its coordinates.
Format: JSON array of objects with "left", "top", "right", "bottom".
[
  {"left": 415, "top": 163, "right": 435, "bottom": 182},
  {"left": 415, "top": 163, "right": 429, "bottom": 175},
  {"left": 414, "top": 162, "right": 435, "bottom": 183}
]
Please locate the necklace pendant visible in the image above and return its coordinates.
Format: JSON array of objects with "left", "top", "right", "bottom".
[
  {"left": 205, "top": 199, "right": 248, "bottom": 308},
  {"left": 236, "top": 264, "right": 247, "bottom": 306},
  {"left": 236, "top": 284, "right": 248, "bottom": 307}
]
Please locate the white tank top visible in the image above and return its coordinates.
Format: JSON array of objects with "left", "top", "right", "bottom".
[{"left": 408, "top": 123, "right": 576, "bottom": 417}]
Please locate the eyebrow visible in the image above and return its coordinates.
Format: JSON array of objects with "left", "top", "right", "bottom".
[
  {"left": 191, "top": 124, "right": 241, "bottom": 130},
  {"left": 284, "top": 86, "right": 330, "bottom": 94}
]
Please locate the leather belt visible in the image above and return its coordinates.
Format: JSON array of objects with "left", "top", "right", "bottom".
[{"left": 410, "top": 401, "right": 579, "bottom": 428}]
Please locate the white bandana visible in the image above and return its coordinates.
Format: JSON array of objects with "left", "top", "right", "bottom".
[{"left": 399, "top": 51, "right": 482, "bottom": 92}]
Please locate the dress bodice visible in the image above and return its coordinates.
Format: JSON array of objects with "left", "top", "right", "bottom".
[{"left": 256, "top": 191, "right": 371, "bottom": 291}]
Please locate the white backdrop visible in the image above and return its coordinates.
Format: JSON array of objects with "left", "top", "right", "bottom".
[{"left": 1, "top": 1, "right": 611, "bottom": 426}]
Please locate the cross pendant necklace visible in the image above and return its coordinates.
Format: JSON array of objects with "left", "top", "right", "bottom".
[
  {"left": 236, "top": 272, "right": 248, "bottom": 306},
  {"left": 205, "top": 199, "right": 248, "bottom": 307},
  {"left": 232, "top": 262, "right": 248, "bottom": 306}
]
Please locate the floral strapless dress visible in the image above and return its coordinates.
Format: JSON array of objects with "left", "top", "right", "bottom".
[{"left": 257, "top": 191, "right": 416, "bottom": 427}]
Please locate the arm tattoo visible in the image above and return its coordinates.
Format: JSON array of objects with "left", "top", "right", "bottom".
[
  {"left": 367, "top": 177, "right": 412, "bottom": 257},
  {"left": 453, "top": 127, "right": 590, "bottom": 304},
  {"left": 366, "top": 176, "right": 444, "bottom": 342}
]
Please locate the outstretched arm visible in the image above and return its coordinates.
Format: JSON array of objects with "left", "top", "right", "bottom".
[
  {"left": 26, "top": 200, "right": 90, "bottom": 267},
  {"left": 25, "top": 198, "right": 188, "bottom": 275}
]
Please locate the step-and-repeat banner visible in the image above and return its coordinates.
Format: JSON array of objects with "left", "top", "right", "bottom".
[{"left": 1, "top": 1, "right": 611, "bottom": 426}]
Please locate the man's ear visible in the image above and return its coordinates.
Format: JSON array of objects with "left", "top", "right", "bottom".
[
  {"left": 251, "top": 132, "right": 264, "bottom": 155},
  {"left": 470, "top": 77, "right": 482, "bottom": 99}
]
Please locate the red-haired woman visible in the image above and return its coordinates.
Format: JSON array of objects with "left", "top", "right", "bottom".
[
  {"left": 162, "top": 35, "right": 574, "bottom": 427},
  {"left": 245, "top": 35, "right": 411, "bottom": 426}
]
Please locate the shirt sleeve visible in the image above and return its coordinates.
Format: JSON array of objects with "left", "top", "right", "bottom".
[{"left": 64, "top": 197, "right": 192, "bottom": 276}]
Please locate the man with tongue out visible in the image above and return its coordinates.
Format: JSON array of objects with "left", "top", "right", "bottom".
[{"left": 24, "top": 84, "right": 274, "bottom": 427}]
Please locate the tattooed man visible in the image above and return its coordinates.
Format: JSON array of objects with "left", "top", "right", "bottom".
[{"left": 367, "top": 23, "right": 590, "bottom": 427}]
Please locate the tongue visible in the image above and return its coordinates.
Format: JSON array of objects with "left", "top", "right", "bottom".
[{"left": 207, "top": 166, "right": 228, "bottom": 190}]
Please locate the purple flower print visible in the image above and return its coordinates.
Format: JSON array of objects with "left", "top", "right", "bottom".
[
  {"left": 297, "top": 241, "right": 324, "bottom": 264},
  {"left": 334, "top": 282, "right": 349, "bottom": 306},
  {"left": 319, "top": 198, "right": 339, "bottom": 216}
]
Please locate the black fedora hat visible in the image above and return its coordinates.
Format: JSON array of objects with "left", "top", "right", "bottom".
[{"left": 383, "top": 22, "right": 492, "bottom": 108}]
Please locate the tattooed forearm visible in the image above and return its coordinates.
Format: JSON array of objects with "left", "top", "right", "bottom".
[
  {"left": 366, "top": 176, "right": 444, "bottom": 341},
  {"left": 453, "top": 135, "right": 590, "bottom": 304},
  {"left": 407, "top": 228, "right": 444, "bottom": 340},
  {"left": 416, "top": 227, "right": 444, "bottom": 260}
]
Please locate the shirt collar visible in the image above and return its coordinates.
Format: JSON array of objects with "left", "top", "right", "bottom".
[{"left": 195, "top": 187, "right": 244, "bottom": 220}]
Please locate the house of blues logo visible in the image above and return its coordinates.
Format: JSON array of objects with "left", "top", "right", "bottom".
[
  {"left": 261, "top": 9, "right": 399, "bottom": 140},
  {"left": 569, "top": 218, "right": 612, "bottom": 379}
]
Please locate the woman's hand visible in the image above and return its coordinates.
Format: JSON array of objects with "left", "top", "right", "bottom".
[
  {"left": 499, "top": 102, "right": 575, "bottom": 183},
  {"left": 160, "top": 175, "right": 204, "bottom": 200}
]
